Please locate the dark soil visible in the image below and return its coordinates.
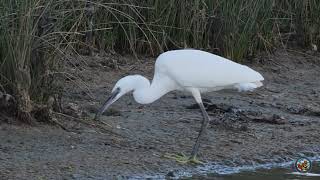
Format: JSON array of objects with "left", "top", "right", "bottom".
[{"left": 1, "top": 49, "right": 320, "bottom": 179}]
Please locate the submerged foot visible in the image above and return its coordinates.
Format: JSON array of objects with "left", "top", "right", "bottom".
[{"left": 164, "top": 152, "right": 204, "bottom": 164}]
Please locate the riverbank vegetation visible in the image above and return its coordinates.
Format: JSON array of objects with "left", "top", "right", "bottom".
[{"left": 0, "top": 0, "right": 319, "bottom": 123}]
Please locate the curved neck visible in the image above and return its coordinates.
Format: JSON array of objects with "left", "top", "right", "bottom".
[{"left": 132, "top": 75, "right": 173, "bottom": 104}]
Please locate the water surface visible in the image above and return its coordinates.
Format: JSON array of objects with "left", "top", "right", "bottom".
[{"left": 187, "top": 161, "right": 320, "bottom": 180}]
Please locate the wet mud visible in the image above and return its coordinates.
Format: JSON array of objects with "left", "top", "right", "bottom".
[{"left": 1, "top": 50, "right": 320, "bottom": 179}]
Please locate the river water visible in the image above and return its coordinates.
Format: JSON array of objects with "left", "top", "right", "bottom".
[
  {"left": 187, "top": 159, "right": 320, "bottom": 180},
  {"left": 129, "top": 157, "right": 320, "bottom": 179},
  {"left": 191, "top": 166, "right": 320, "bottom": 180}
]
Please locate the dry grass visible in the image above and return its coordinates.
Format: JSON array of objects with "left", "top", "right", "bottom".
[{"left": 0, "top": 0, "right": 319, "bottom": 122}]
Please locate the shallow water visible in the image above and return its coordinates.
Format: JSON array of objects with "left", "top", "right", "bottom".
[
  {"left": 128, "top": 158, "right": 320, "bottom": 180},
  {"left": 195, "top": 167, "right": 320, "bottom": 180},
  {"left": 186, "top": 160, "right": 320, "bottom": 180}
]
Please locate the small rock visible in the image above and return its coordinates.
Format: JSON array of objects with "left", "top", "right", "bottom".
[
  {"left": 180, "top": 95, "right": 189, "bottom": 99},
  {"left": 103, "top": 108, "right": 121, "bottom": 116},
  {"left": 0, "top": 93, "right": 15, "bottom": 110},
  {"left": 64, "top": 103, "right": 82, "bottom": 117},
  {"left": 247, "top": 114, "right": 288, "bottom": 124},
  {"left": 67, "top": 103, "right": 79, "bottom": 111},
  {"left": 270, "top": 67, "right": 280, "bottom": 73},
  {"left": 305, "top": 105, "right": 320, "bottom": 116},
  {"left": 166, "top": 171, "right": 175, "bottom": 177},
  {"left": 286, "top": 105, "right": 307, "bottom": 114},
  {"left": 239, "top": 125, "right": 249, "bottom": 131},
  {"left": 202, "top": 98, "right": 212, "bottom": 103},
  {"left": 207, "top": 103, "right": 236, "bottom": 112},
  {"left": 185, "top": 103, "right": 199, "bottom": 109},
  {"left": 286, "top": 105, "right": 320, "bottom": 116}
]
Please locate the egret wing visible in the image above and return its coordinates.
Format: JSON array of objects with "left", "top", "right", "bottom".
[{"left": 155, "top": 50, "right": 263, "bottom": 89}]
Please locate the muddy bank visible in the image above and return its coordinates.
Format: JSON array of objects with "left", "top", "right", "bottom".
[{"left": 1, "top": 50, "right": 320, "bottom": 179}]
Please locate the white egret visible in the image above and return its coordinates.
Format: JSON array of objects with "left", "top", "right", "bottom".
[{"left": 95, "top": 49, "right": 264, "bottom": 163}]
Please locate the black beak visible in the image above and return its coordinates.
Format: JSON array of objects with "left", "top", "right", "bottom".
[{"left": 94, "top": 88, "right": 120, "bottom": 121}]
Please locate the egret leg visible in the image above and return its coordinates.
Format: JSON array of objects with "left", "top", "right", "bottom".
[
  {"left": 163, "top": 102, "right": 208, "bottom": 164},
  {"left": 190, "top": 102, "right": 210, "bottom": 160},
  {"left": 164, "top": 89, "right": 209, "bottom": 164}
]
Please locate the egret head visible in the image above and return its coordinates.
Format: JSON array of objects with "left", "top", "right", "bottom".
[{"left": 94, "top": 75, "right": 149, "bottom": 120}]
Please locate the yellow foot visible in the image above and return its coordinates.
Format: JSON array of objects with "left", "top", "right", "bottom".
[{"left": 163, "top": 152, "right": 204, "bottom": 165}]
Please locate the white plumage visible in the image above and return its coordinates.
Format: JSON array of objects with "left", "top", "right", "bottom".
[
  {"left": 95, "top": 49, "right": 264, "bottom": 162},
  {"left": 154, "top": 49, "right": 263, "bottom": 92}
]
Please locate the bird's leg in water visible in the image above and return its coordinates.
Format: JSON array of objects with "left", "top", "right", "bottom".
[{"left": 164, "top": 102, "right": 209, "bottom": 164}]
